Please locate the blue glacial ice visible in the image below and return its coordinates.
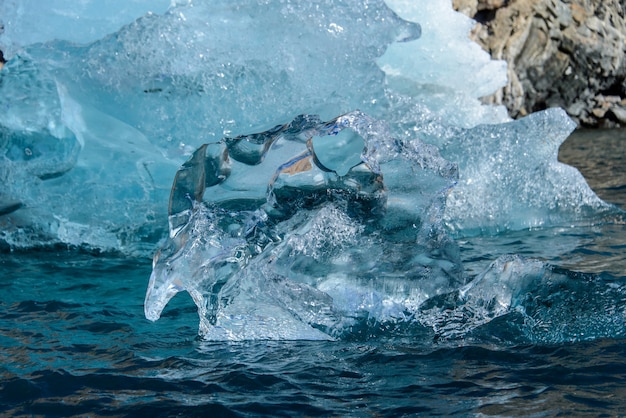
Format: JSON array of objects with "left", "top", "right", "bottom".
[
  {"left": 1, "top": 0, "right": 624, "bottom": 340},
  {"left": 1, "top": 0, "right": 424, "bottom": 252}
]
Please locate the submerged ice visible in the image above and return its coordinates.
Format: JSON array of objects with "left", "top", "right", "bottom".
[{"left": 1, "top": 0, "right": 624, "bottom": 342}]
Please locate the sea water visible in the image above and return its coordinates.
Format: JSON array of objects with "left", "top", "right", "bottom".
[
  {"left": 1, "top": 130, "right": 624, "bottom": 416},
  {"left": 1, "top": 0, "right": 626, "bottom": 415}
]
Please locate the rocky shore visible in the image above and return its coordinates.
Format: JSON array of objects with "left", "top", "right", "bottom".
[{"left": 453, "top": 0, "right": 626, "bottom": 127}]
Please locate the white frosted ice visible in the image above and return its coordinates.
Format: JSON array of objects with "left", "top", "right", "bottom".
[
  {"left": 145, "top": 111, "right": 463, "bottom": 340},
  {"left": 381, "top": 0, "right": 507, "bottom": 100},
  {"left": 379, "top": 0, "right": 510, "bottom": 127}
]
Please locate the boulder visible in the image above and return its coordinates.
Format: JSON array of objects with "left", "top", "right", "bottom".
[{"left": 453, "top": 0, "right": 626, "bottom": 127}]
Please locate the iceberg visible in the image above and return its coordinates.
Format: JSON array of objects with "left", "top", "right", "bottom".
[
  {"left": 0, "top": 0, "right": 423, "bottom": 252},
  {"left": 145, "top": 111, "right": 462, "bottom": 340},
  {"left": 1, "top": 0, "right": 623, "bottom": 340},
  {"left": 1, "top": 0, "right": 613, "bottom": 253},
  {"left": 437, "top": 108, "right": 616, "bottom": 234}
]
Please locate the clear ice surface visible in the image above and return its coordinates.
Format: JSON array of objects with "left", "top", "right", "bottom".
[
  {"left": 145, "top": 111, "right": 462, "bottom": 340},
  {"left": 1, "top": 0, "right": 624, "bottom": 341}
]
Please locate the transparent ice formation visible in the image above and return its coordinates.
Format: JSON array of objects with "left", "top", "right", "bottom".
[
  {"left": 145, "top": 111, "right": 463, "bottom": 340},
  {"left": 1, "top": 0, "right": 624, "bottom": 341},
  {"left": 146, "top": 111, "right": 626, "bottom": 341},
  {"left": 420, "top": 254, "right": 626, "bottom": 344},
  {"left": 436, "top": 108, "right": 617, "bottom": 235}
]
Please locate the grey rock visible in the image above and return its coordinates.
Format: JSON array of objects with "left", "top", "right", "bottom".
[
  {"left": 609, "top": 106, "right": 626, "bottom": 124},
  {"left": 454, "top": 0, "right": 626, "bottom": 127}
]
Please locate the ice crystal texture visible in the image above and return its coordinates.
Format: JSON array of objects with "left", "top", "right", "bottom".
[{"left": 1, "top": 0, "right": 622, "bottom": 340}]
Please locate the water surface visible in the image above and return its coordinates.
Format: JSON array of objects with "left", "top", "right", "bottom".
[{"left": 1, "top": 128, "right": 625, "bottom": 416}]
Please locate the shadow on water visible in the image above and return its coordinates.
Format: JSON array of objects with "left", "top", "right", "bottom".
[{"left": 559, "top": 128, "right": 626, "bottom": 210}]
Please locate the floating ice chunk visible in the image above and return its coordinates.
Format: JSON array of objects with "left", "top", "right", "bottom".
[
  {"left": 434, "top": 108, "right": 619, "bottom": 234},
  {"left": 418, "top": 255, "right": 550, "bottom": 340},
  {"left": 145, "top": 111, "right": 462, "bottom": 340}
]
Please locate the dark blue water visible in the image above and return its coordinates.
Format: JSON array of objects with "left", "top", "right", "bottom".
[{"left": 1, "top": 129, "right": 625, "bottom": 416}]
